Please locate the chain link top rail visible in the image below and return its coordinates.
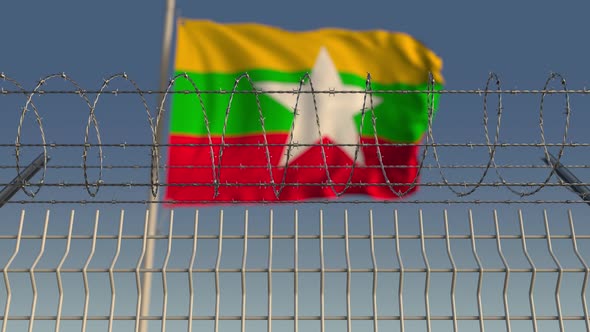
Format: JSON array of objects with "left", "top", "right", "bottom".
[{"left": 1, "top": 72, "right": 585, "bottom": 203}]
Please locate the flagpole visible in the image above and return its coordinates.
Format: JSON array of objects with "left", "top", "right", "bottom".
[{"left": 140, "top": 0, "right": 176, "bottom": 331}]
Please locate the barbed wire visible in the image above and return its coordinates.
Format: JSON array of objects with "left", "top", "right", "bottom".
[{"left": 1, "top": 71, "right": 585, "bottom": 203}]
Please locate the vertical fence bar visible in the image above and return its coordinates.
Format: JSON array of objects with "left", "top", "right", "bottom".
[
  {"left": 569, "top": 210, "right": 590, "bottom": 331},
  {"left": 55, "top": 210, "right": 74, "bottom": 332},
  {"left": 82, "top": 211, "right": 100, "bottom": 332},
  {"left": 369, "top": 210, "right": 379, "bottom": 332},
  {"left": 28, "top": 210, "right": 49, "bottom": 332},
  {"left": 543, "top": 210, "right": 564, "bottom": 332},
  {"left": 188, "top": 210, "right": 199, "bottom": 332},
  {"left": 140, "top": 208, "right": 156, "bottom": 332},
  {"left": 135, "top": 211, "right": 149, "bottom": 332},
  {"left": 1, "top": 210, "right": 24, "bottom": 332},
  {"left": 108, "top": 211, "right": 124, "bottom": 332},
  {"left": 394, "top": 210, "right": 405, "bottom": 332},
  {"left": 241, "top": 210, "right": 248, "bottom": 332},
  {"left": 494, "top": 210, "right": 511, "bottom": 332},
  {"left": 268, "top": 210, "right": 273, "bottom": 332},
  {"left": 419, "top": 210, "right": 432, "bottom": 332},
  {"left": 214, "top": 211, "right": 223, "bottom": 332},
  {"left": 319, "top": 210, "right": 325, "bottom": 332},
  {"left": 443, "top": 210, "right": 458, "bottom": 332},
  {"left": 469, "top": 210, "right": 485, "bottom": 332},
  {"left": 161, "top": 211, "right": 174, "bottom": 332},
  {"left": 294, "top": 210, "right": 299, "bottom": 332},
  {"left": 344, "top": 210, "right": 352, "bottom": 332},
  {"left": 519, "top": 210, "right": 538, "bottom": 332}
]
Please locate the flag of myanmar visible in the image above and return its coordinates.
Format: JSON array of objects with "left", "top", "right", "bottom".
[{"left": 165, "top": 19, "right": 443, "bottom": 203}]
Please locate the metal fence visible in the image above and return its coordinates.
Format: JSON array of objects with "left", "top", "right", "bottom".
[
  {"left": 0, "top": 72, "right": 584, "bottom": 204},
  {"left": 1, "top": 72, "right": 590, "bottom": 331},
  {"left": 2, "top": 208, "right": 590, "bottom": 332}
]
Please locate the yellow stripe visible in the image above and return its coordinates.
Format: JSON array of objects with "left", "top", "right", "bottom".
[{"left": 175, "top": 19, "right": 444, "bottom": 85}]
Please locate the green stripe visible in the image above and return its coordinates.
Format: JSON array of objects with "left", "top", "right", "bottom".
[{"left": 170, "top": 70, "right": 441, "bottom": 143}]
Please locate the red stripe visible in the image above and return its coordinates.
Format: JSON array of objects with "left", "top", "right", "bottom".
[{"left": 165, "top": 134, "right": 420, "bottom": 204}]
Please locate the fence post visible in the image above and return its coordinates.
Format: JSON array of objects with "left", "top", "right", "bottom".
[{"left": 140, "top": 0, "right": 176, "bottom": 331}]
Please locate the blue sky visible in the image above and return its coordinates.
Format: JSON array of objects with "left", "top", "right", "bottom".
[{"left": 4, "top": 0, "right": 590, "bottom": 87}]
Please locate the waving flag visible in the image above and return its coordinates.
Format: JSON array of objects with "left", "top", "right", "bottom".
[{"left": 165, "top": 19, "right": 443, "bottom": 203}]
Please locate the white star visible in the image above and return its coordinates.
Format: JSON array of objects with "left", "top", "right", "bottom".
[{"left": 256, "top": 47, "right": 382, "bottom": 166}]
